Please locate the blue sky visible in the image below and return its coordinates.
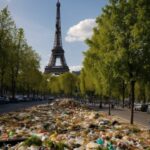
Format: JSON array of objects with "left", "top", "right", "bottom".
[{"left": 0, "top": 0, "right": 108, "bottom": 71}]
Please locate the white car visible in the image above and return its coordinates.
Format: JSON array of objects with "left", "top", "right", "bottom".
[
  {"left": 16, "top": 96, "right": 24, "bottom": 102},
  {"left": 134, "top": 103, "right": 142, "bottom": 111},
  {"left": 147, "top": 105, "right": 150, "bottom": 113}
]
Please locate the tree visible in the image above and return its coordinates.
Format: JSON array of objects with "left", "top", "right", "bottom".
[
  {"left": 19, "top": 45, "right": 41, "bottom": 98},
  {"left": 39, "top": 74, "right": 51, "bottom": 98},
  {"left": 111, "top": 0, "right": 150, "bottom": 124},
  {"left": 0, "top": 7, "right": 15, "bottom": 96},
  {"left": 8, "top": 28, "right": 26, "bottom": 99},
  {"left": 59, "top": 73, "right": 78, "bottom": 97},
  {"left": 83, "top": 0, "right": 150, "bottom": 124},
  {"left": 49, "top": 76, "right": 61, "bottom": 96},
  {"left": 79, "top": 69, "right": 95, "bottom": 97},
  {"left": 0, "top": 7, "right": 42, "bottom": 99}
]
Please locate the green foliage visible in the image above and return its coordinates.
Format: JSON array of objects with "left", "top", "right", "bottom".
[
  {"left": 44, "top": 140, "right": 69, "bottom": 150},
  {"left": 47, "top": 73, "right": 79, "bottom": 96},
  {"left": 81, "top": 0, "right": 150, "bottom": 119},
  {"left": 130, "top": 127, "right": 141, "bottom": 133},
  {"left": 55, "top": 142, "right": 69, "bottom": 150},
  {"left": 49, "top": 76, "right": 61, "bottom": 95},
  {"left": 0, "top": 7, "right": 45, "bottom": 98},
  {"left": 59, "top": 72, "right": 78, "bottom": 96},
  {"left": 80, "top": 69, "right": 96, "bottom": 95},
  {"left": 43, "top": 140, "right": 54, "bottom": 147},
  {"left": 23, "top": 136, "right": 42, "bottom": 146}
]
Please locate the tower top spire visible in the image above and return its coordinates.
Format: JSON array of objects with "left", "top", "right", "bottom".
[
  {"left": 54, "top": 0, "right": 62, "bottom": 48},
  {"left": 57, "top": 0, "right": 60, "bottom": 8}
]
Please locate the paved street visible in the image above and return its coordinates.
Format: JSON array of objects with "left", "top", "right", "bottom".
[
  {"left": 0, "top": 100, "right": 48, "bottom": 114},
  {"left": 89, "top": 105, "right": 150, "bottom": 129}
]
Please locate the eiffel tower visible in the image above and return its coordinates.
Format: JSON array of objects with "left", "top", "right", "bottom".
[{"left": 45, "top": 0, "right": 69, "bottom": 74}]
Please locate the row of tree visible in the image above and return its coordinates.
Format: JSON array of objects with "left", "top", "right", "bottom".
[
  {"left": 0, "top": 8, "right": 80, "bottom": 100},
  {"left": 81, "top": 0, "right": 150, "bottom": 124},
  {"left": 47, "top": 73, "right": 79, "bottom": 96},
  {"left": 0, "top": 8, "right": 43, "bottom": 99}
]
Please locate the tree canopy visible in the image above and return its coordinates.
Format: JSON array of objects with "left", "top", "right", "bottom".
[{"left": 82, "top": 0, "right": 150, "bottom": 124}]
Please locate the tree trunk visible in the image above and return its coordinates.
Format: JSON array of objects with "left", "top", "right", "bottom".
[
  {"left": 130, "top": 80, "right": 135, "bottom": 124},
  {"left": 33, "top": 90, "right": 35, "bottom": 99},
  {"left": 0, "top": 75, "right": 4, "bottom": 97},
  {"left": 11, "top": 66, "right": 18, "bottom": 100},
  {"left": 122, "top": 80, "right": 125, "bottom": 108},
  {"left": 99, "top": 100, "right": 102, "bottom": 108},
  {"left": 108, "top": 89, "right": 111, "bottom": 115},
  {"left": 11, "top": 78, "right": 16, "bottom": 100},
  {"left": 108, "top": 99, "right": 111, "bottom": 116},
  {"left": 0, "top": 69, "right": 5, "bottom": 97},
  {"left": 143, "top": 87, "right": 146, "bottom": 104},
  {"left": 27, "top": 85, "right": 30, "bottom": 99}
]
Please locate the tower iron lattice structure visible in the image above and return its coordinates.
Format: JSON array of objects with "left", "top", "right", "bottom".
[{"left": 45, "top": 0, "right": 69, "bottom": 74}]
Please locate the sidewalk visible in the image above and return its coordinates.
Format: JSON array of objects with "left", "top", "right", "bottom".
[{"left": 87, "top": 104, "right": 150, "bottom": 129}]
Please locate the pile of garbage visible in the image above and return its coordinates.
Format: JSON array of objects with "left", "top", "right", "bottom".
[
  {"left": 52, "top": 99, "right": 81, "bottom": 108},
  {"left": 0, "top": 99, "right": 150, "bottom": 150}
]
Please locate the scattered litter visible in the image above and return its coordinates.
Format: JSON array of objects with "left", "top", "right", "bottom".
[{"left": 0, "top": 99, "right": 149, "bottom": 149}]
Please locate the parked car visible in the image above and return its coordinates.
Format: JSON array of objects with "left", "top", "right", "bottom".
[
  {"left": 16, "top": 96, "right": 24, "bottom": 102},
  {"left": 0, "top": 96, "right": 5, "bottom": 104},
  {"left": 48, "top": 96, "right": 55, "bottom": 101},
  {"left": 4, "top": 96, "right": 10, "bottom": 103},
  {"left": 0, "top": 96, "right": 10, "bottom": 104},
  {"left": 134, "top": 103, "right": 142, "bottom": 111},
  {"left": 141, "top": 104, "right": 148, "bottom": 112},
  {"left": 147, "top": 105, "right": 150, "bottom": 114},
  {"left": 23, "top": 96, "right": 30, "bottom": 102},
  {"left": 48, "top": 96, "right": 55, "bottom": 104}
]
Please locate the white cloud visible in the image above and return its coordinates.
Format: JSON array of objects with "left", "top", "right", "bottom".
[
  {"left": 65, "top": 19, "right": 96, "bottom": 42},
  {"left": 69, "top": 65, "right": 83, "bottom": 72}
]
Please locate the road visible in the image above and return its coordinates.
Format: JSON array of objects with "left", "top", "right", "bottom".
[{"left": 0, "top": 100, "right": 48, "bottom": 114}]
